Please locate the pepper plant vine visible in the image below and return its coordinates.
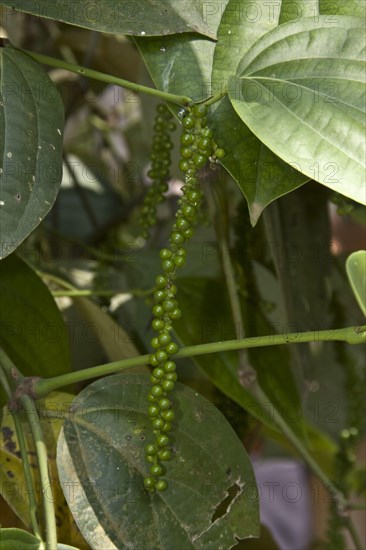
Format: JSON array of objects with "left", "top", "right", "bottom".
[{"left": 0, "top": 1, "right": 365, "bottom": 550}]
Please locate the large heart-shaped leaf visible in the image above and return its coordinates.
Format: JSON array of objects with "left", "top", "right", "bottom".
[
  {"left": 57, "top": 373, "right": 260, "bottom": 549},
  {"left": 0, "top": 47, "right": 64, "bottom": 258},
  {"left": 0, "top": 1, "right": 216, "bottom": 39},
  {"left": 0, "top": 255, "right": 71, "bottom": 406},
  {"left": 229, "top": 16, "right": 365, "bottom": 205},
  {"left": 346, "top": 250, "right": 366, "bottom": 316},
  {"left": 210, "top": 0, "right": 316, "bottom": 224}
]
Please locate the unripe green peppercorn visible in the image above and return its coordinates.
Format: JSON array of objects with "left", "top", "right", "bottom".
[
  {"left": 183, "top": 116, "right": 195, "bottom": 129},
  {"left": 155, "top": 275, "right": 168, "bottom": 288},
  {"left": 156, "top": 479, "right": 168, "bottom": 491},
  {"left": 162, "top": 259, "right": 175, "bottom": 272},
  {"left": 161, "top": 379, "right": 175, "bottom": 392},
  {"left": 158, "top": 332, "right": 171, "bottom": 346},
  {"left": 158, "top": 398, "right": 171, "bottom": 410},
  {"left": 166, "top": 342, "right": 178, "bottom": 355},
  {"left": 164, "top": 361, "right": 176, "bottom": 373},
  {"left": 148, "top": 405, "right": 159, "bottom": 417},
  {"left": 181, "top": 133, "right": 193, "bottom": 145},
  {"left": 152, "top": 418, "right": 164, "bottom": 430},
  {"left": 145, "top": 444, "right": 157, "bottom": 455},
  {"left": 144, "top": 477, "right": 156, "bottom": 490},
  {"left": 151, "top": 385, "right": 163, "bottom": 397},
  {"left": 193, "top": 104, "right": 207, "bottom": 117},
  {"left": 158, "top": 449, "right": 172, "bottom": 461},
  {"left": 152, "top": 367, "right": 165, "bottom": 379},
  {"left": 162, "top": 409, "right": 175, "bottom": 422},
  {"left": 150, "top": 464, "right": 164, "bottom": 476},
  {"left": 157, "top": 434, "right": 169, "bottom": 447}
]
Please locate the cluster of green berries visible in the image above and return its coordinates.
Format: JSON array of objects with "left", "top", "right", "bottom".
[
  {"left": 140, "top": 104, "right": 176, "bottom": 239},
  {"left": 178, "top": 104, "right": 225, "bottom": 175},
  {"left": 143, "top": 103, "right": 225, "bottom": 493}
]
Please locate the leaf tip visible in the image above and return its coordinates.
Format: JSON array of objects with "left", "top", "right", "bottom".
[{"left": 248, "top": 201, "right": 264, "bottom": 227}]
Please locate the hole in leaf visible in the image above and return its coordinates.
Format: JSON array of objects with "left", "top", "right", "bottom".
[
  {"left": 231, "top": 537, "right": 247, "bottom": 549},
  {"left": 15, "top": 193, "right": 21, "bottom": 201},
  {"left": 211, "top": 483, "right": 241, "bottom": 523}
]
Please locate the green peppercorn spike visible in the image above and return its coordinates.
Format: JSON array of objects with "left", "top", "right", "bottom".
[
  {"left": 144, "top": 104, "right": 225, "bottom": 492},
  {"left": 139, "top": 103, "right": 176, "bottom": 239}
]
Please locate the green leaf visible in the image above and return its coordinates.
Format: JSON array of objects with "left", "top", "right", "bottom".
[
  {"left": 57, "top": 373, "right": 260, "bottom": 549},
  {"left": 0, "top": 48, "right": 64, "bottom": 258},
  {"left": 211, "top": 0, "right": 315, "bottom": 224},
  {"left": 0, "top": 255, "right": 71, "bottom": 405},
  {"left": 346, "top": 250, "right": 366, "bottom": 316},
  {"left": 1, "top": 393, "right": 88, "bottom": 549},
  {"left": 0, "top": 1, "right": 216, "bottom": 39},
  {"left": 229, "top": 16, "right": 365, "bottom": 205},
  {"left": 0, "top": 529, "right": 41, "bottom": 549},
  {"left": 136, "top": 0, "right": 228, "bottom": 102}
]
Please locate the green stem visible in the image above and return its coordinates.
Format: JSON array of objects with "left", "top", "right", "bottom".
[
  {"left": 37, "top": 272, "right": 75, "bottom": 291},
  {"left": 12, "top": 409, "right": 43, "bottom": 539},
  {"left": 219, "top": 238, "right": 245, "bottom": 338},
  {"left": 202, "top": 86, "right": 228, "bottom": 107},
  {"left": 38, "top": 271, "right": 153, "bottom": 298},
  {"left": 20, "top": 395, "right": 57, "bottom": 550},
  {"left": 346, "top": 503, "right": 366, "bottom": 511},
  {"left": 343, "top": 515, "right": 363, "bottom": 550},
  {"left": 0, "top": 364, "right": 11, "bottom": 395},
  {"left": 0, "top": 366, "right": 42, "bottom": 539},
  {"left": 217, "top": 234, "right": 252, "bottom": 379},
  {"left": 52, "top": 289, "right": 128, "bottom": 297},
  {"left": 0, "top": 347, "right": 23, "bottom": 380},
  {"left": 15, "top": 47, "right": 193, "bottom": 107},
  {"left": 43, "top": 226, "right": 142, "bottom": 264},
  {"left": 34, "top": 325, "right": 366, "bottom": 397}
]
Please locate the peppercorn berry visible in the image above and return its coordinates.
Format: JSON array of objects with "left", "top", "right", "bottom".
[
  {"left": 157, "top": 434, "right": 169, "bottom": 447},
  {"left": 158, "top": 398, "right": 171, "bottom": 411},
  {"left": 150, "top": 464, "right": 164, "bottom": 476},
  {"left": 144, "top": 477, "right": 156, "bottom": 490},
  {"left": 156, "top": 479, "right": 168, "bottom": 492},
  {"left": 162, "top": 409, "right": 175, "bottom": 422},
  {"left": 158, "top": 449, "right": 172, "bottom": 461}
]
